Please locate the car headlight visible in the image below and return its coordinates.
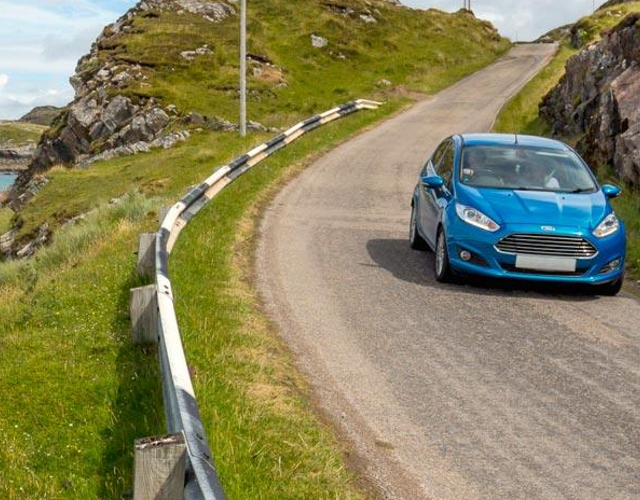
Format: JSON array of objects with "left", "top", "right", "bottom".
[
  {"left": 455, "top": 204, "right": 500, "bottom": 232},
  {"left": 593, "top": 213, "right": 620, "bottom": 238}
]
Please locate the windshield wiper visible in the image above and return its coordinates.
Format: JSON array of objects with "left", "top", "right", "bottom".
[{"left": 565, "top": 188, "right": 594, "bottom": 194}]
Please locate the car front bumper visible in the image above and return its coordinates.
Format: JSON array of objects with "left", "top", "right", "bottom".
[{"left": 446, "top": 218, "right": 626, "bottom": 285}]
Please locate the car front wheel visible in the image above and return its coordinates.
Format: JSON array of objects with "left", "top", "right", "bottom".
[
  {"left": 435, "top": 228, "right": 454, "bottom": 283},
  {"left": 597, "top": 276, "right": 623, "bottom": 296}
]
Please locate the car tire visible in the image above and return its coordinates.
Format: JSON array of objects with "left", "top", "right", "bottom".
[
  {"left": 409, "top": 203, "right": 428, "bottom": 251},
  {"left": 597, "top": 276, "right": 623, "bottom": 296},
  {"left": 435, "top": 228, "right": 454, "bottom": 283}
]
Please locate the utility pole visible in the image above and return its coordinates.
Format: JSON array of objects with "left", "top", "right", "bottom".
[{"left": 239, "top": 0, "right": 247, "bottom": 137}]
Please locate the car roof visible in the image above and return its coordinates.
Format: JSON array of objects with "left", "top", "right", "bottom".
[{"left": 458, "top": 133, "right": 569, "bottom": 150}]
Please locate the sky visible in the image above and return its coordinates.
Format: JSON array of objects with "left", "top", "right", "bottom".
[{"left": 0, "top": 0, "right": 601, "bottom": 120}]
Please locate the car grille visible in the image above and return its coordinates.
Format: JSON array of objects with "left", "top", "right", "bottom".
[{"left": 495, "top": 233, "right": 597, "bottom": 258}]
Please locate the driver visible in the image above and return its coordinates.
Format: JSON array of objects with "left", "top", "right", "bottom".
[{"left": 462, "top": 148, "right": 487, "bottom": 181}]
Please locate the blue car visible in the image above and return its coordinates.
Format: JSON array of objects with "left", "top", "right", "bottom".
[{"left": 410, "top": 134, "right": 626, "bottom": 295}]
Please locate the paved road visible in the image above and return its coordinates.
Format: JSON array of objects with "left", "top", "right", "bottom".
[{"left": 256, "top": 45, "right": 640, "bottom": 500}]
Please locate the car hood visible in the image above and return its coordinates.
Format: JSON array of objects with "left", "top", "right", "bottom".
[{"left": 457, "top": 185, "right": 609, "bottom": 229}]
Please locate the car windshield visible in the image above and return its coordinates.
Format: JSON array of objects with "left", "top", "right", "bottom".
[{"left": 460, "top": 145, "right": 598, "bottom": 193}]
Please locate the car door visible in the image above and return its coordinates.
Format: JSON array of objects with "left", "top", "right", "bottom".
[{"left": 419, "top": 139, "right": 454, "bottom": 245}]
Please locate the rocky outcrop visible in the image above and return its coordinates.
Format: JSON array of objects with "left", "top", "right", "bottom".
[
  {"left": 12, "top": 0, "right": 236, "bottom": 199},
  {"left": 1, "top": 0, "right": 237, "bottom": 258},
  {"left": 540, "top": 13, "right": 640, "bottom": 184}
]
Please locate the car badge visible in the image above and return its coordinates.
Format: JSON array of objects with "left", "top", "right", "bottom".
[{"left": 541, "top": 225, "right": 556, "bottom": 232}]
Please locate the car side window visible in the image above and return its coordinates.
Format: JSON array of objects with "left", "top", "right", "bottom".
[
  {"left": 437, "top": 141, "right": 455, "bottom": 188},
  {"left": 423, "top": 141, "right": 449, "bottom": 175}
]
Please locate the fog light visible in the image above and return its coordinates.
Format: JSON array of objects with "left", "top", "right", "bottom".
[
  {"left": 599, "top": 258, "right": 621, "bottom": 274},
  {"left": 460, "top": 250, "right": 472, "bottom": 262}
]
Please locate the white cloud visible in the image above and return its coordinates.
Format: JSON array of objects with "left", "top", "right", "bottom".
[
  {"left": 0, "top": 0, "right": 136, "bottom": 119},
  {"left": 0, "top": 74, "right": 8, "bottom": 92}
]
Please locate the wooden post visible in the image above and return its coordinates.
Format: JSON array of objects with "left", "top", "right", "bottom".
[
  {"left": 130, "top": 285, "right": 158, "bottom": 345},
  {"left": 158, "top": 206, "right": 171, "bottom": 225},
  {"left": 137, "top": 233, "right": 157, "bottom": 279},
  {"left": 134, "top": 433, "right": 187, "bottom": 500}
]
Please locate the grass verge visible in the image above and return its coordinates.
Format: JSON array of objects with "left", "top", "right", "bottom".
[{"left": 0, "top": 194, "right": 163, "bottom": 499}]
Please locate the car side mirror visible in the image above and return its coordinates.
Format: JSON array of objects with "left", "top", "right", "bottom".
[
  {"left": 602, "top": 184, "right": 622, "bottom": 199},
  {"left": 421, "top": 175, "right": 445, "bottom": 189}
]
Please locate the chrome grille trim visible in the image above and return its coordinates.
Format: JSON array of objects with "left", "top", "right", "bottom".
[{"left": 495, "top": 233, "right": 597, "bottom": 258}]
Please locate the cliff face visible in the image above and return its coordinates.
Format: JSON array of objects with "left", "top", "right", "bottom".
[{"left": 540, "top": 13, "right": 640, "bottom": 184}]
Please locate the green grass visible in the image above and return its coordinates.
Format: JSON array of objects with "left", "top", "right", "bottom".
[
  {"left": 104, "top": 0, "right": 508, "bottom": 127},
  {"left": 0, "top": 207, "right": 13, "bottom": 234},
  {"left": 0, "top": 122, "right": 47, "bottom": 147},
  {"left": 612, "top": 188, "right": 640, "bottom": 278},
  {"left": 0, "top": 1, "right": 510, "bottom": 497},
  {"left": 0, "top": 194, "right": 163, "bottom": 499},
  {"left": 571, "top": 1, "right": 640, "bottom": 47}
]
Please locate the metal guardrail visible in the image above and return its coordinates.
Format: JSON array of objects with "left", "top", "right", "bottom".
[{"left": 150, "top": 99, "right": 382, "bottom": 499}]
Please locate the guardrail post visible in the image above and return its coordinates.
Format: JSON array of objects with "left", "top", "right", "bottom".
[
  {"left": 134, "top": 433, "right": 187, "bottom": 500},
  {"left": 130, "top": 285, "right": 159, "bottom": 345},
  {"left": 158, "top": 206, "right": 170, "bottom": 225},
  {"left": 137, "top": 233, "right": 157, "bottom": 279}
]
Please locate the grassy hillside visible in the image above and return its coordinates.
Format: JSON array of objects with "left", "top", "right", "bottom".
[
  {"left": 493, "top": 1, "right": 640, "bottom": 280},
  {"left": 0, "top": 1, "right": 509, "bottom": 498},
  {"left": 13, "top": 0, "right": 507, "bottom": 242},
  {"left": 0, "top": 122, "right": 47, "bottom": 147}
]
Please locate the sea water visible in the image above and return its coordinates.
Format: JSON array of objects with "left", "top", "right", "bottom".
[{"left": 0, "top": 172, "right": 16, "bottom": 193}]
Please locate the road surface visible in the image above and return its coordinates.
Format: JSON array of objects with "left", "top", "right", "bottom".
[{"left": 256, "top": 44, "right": 640, "bottom": 500}]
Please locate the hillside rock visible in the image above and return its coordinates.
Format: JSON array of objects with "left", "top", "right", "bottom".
[
  {"left": 311, "top": 34, "right": 328, "bottom": 48},
  {"left": 540, "top": 13, "right": 640, "bottom": 184},
  {"left": 19, "top": 106, "right": 63, "bottom": 126}
]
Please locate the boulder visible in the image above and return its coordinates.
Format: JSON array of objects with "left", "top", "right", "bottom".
[
  {"left": 16, "top": 223, "right": 49, "bottom": 259},
  {"left": 181, "top": 44, "right": 212, "bottom": 61},
  {"left": 540, "top": 13, "right": 640, "bottom": 184},
  {"left": 102, "top": 96, "right": 137, "bottom": 132},
  {"left": 311, "top": 34, "right": 328, "bottom": 48}
]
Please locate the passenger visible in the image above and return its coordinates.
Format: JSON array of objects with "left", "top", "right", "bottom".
[{"left": 526, "top": 164, "right": 560, "bottom": 190}]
